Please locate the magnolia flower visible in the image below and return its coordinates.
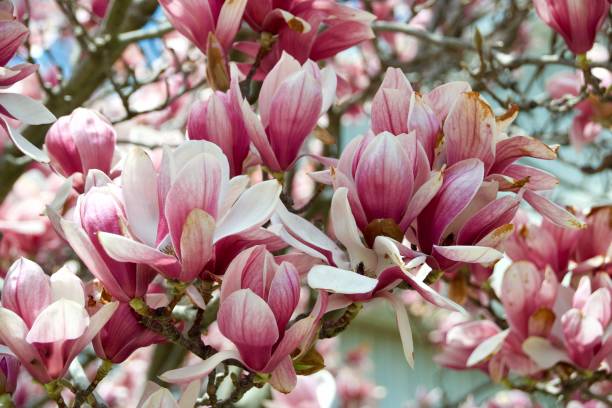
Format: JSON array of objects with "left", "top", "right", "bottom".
[
  {"left": 523, "top": 276, "right": 611, "bottom": 371},
  {"left": 0, "top": 5, "right": 55, "bottom": 163},
  {"left": 91, "top": 140, "right": 282, "bottom": 282},
  {"left": 55, "top": 180, "right": 157, "bottom": 302},
  {"left": 0, "top": 258, "right": 118, "bottom": 384},
  {"left": 241, "top": 52, "right": 336, "bottom": 172},
  {"left": 0, "top": 353, "right": 20, "bottom": 396},
  {"left": 561, "top": 277, "right": 611, "bottom": 369},
  {"left": 533, "top": 0, "right": 610, "bottom": 54},
  {"left": 239, "top": 0, "right": 375, "bottom": 76},
  {"left": 434, "top": 320, "right": 503, "bottom": 371},
  {"left": 44, "top": 108, "right": 116, "bottom": 189},
  {"left": 158, "top": 0, "right": 247, "bottom": 54},
  {"left": 159, "top": 247, "right": 328, "bottom": 393},
  {"left": 273, "top": 187, "right": 466, "bottom": 367},
  {"left": 187, "top": 73, "right": 249, "bottom": 177}
]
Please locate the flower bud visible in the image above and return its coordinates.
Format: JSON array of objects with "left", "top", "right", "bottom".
[{"left": 45, "top": 108, "right": 116, "bottom": 181}]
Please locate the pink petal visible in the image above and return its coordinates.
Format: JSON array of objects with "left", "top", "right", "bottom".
[
  {"left": 443, "top": 92, "right": 496, "bottom": 170},
  {"left": 399, "top": 170, "right": 443, "bottom": 231},
  {"left": 309, "top": 20, "right": 375, "bottom": 60},
  {"left": 0, "top": 92, "right": 56, "bottom": 125},
  {"left": 214, "top": 0, "right": 247, "bottom": 49},
  {"left": 214, "top": 180, "right": 281, "bottom": 242},
  {"left": 259, "top": 52, "right": 301, "bottom": 126},
  {"left": 2, "top": 258, "right": 51, "bottom": 328},
  {"left": 267, "top": 262, "right": 300, "bottom": 333},
  {"left": 417, "top": 159, "right": 484, "bottom": 252},
  {"left": 268, "top": 356, "right": 297, "bottom": 393},
  {"left": 179, "top": 209, "right": 215, "bottom": 281},
  {"left": 0, "top": 116, "right": 49, "bottom": 163},
  {"left": 165, "top": 152, "right": 222, "bottom": 256},
  {"left": 424, "top": 81, "right": 471, "bottom": 123},
  {"left": 523, "top": 190, "right": 585, "bottom": 229},
  {"left": 490, "top": 136, "right": 557, "bottom": 174},
  {"left": 60, "top": 219, "right": 127, "bottom": 302},
  {"left": 267, "top": 70, "right": 322, "bottom": 169},
  {"left": 98, "top": 232, "right": 179, "bottom": 270},
  {"left": 355, "top": 132, "right": 414, "bottom": 224},
  {"left": 0, "top": 308, "right": 48, "bottom": 383},
  {"left": 457, "top": 195, "right": 520, "bottom": 245},
  {"left": 122, "top": 147, "right": 159, "bottom": 246},
  {"left": 26, "top": 299, "right": 89, "bottom": 343}
]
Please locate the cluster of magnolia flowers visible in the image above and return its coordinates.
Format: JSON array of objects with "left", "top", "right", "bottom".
[{"left": 0, "top": 0, "right": 611, "bottom": 406}]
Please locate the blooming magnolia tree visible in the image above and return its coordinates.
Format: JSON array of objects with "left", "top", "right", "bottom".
[{"left": 0, "top": 0, "right": 610, "bottom": 407}]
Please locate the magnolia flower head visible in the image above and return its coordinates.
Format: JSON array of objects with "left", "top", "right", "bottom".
[
  {"left": 91, "top": 140, "right": 282, "bottom": 284},
  {"left": 533, "top": 0, "right": 610, "bottom": 55},
  {"left": 241, "top": 52, "right": 336, "bottom": 172},
  {"left": 0, "top": 258, "right": 117, "bottom": 383}
]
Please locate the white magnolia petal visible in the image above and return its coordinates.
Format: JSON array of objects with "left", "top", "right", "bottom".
[
  {"left": 159, "top": 350, "right": 241, "bottom": 384},
  {"left": 307, "top": 265, "right": 377, "bottom": 295},
  {"left": 214, "top": 180, "right": 281, "bottom": 242},
  {"left": 26, "top": 299, "right": 89, "bottom": 343},
  {"left": 522, "top": 337, "right": 570, "bottom": 369},
  {"left": 380, "top": 292, "right": 414, "bottom": 367},
  {"left": 50, "top": 265, "right": 85, "bottom": 306},
  {"left": 467, "top": 329, "right": 510, "bottom": 367}
]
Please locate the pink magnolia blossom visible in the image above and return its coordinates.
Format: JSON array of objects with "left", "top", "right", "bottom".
[
  {"left": 434, "top": 319, "right": 504, "bottom": 373},
  {"left": 90, "top": 140, "right": 282, "bottom": 282},
  {"left": 560, "top": 277, "right": 611, "bottom": 369},
  {"left": 238, "top": 0, "right": 375, "bottom": 76},
  {"left": 55, "top": 180, "right": 157, "bottom": 302},
  {"left": 0, "top": 353, "right": 20, "bottom": 395},
  {"left": 187, "top": 73, "right": 249, "bottom": 177},
  {"left": 370, "top": 68, "right": 581, "bottom": 230},
  {"left": 159, "top": 247, "right": 328, "bottom": 393},
  {"left": 0, "top": 258, "right": 118, "bottom": 384},
  {"left": 44, "top": 108, "right": 117, "bottom": 189},
  {"left": 158, "top": 0, "right": 247, "bottom": 54},
  {"left": 533, "top": 0, "right": 610, "bottom": 54},
  {"left": 241, "top": 52, "right": 336, "bottom": 171}
]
